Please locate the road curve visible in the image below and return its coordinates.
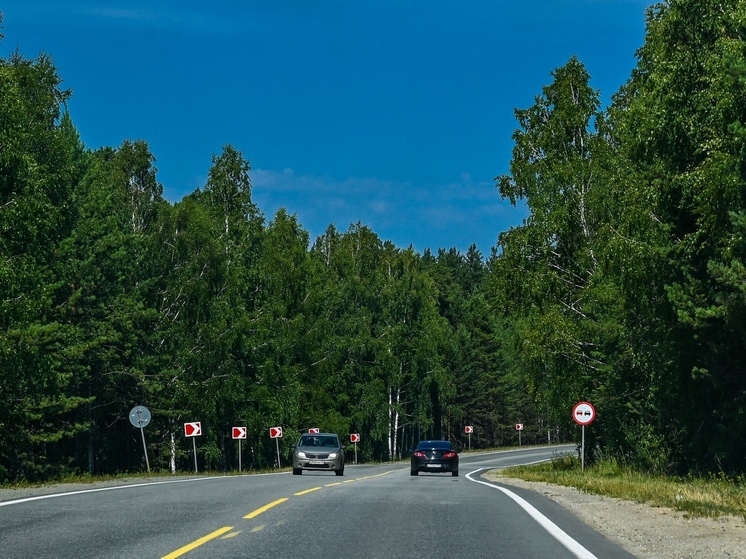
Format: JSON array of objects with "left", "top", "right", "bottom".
[{"left": 0, "top": 445, "right": 636, "bottom": 559}]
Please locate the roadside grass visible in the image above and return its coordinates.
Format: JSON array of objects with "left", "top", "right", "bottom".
[{"left": 500, "top": 454, "right": 746, "bottom": 521}]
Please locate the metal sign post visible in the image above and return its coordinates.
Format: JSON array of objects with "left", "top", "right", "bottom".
[
  {"left": 128, "top": 406, "right": 151, "bottom": 473},
  {"left": 270, "top": 427, "right": 283, "bottom": 468},
  {"left": 232, "top": 427, "right": 247, "bottom": 472},
  {"left": 350, "top": 433, "right": 360, "bottom": 464},
  {"left": 572, "top": 402, "right": 596, "bottom": 471},
  {"left": 184, "top": 421, "right": 202, "bottom": 473}
]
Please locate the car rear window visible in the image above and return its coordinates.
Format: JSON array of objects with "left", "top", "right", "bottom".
[{"left": 416, "top": 440, "right": 453, "bottom": 450}]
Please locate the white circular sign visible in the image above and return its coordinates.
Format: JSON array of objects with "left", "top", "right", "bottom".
[
  {"left": 572, "top": 401, "right": 596, "bottom": 426},
  {"left": 129, "top": 405, "right": 151, "bottom": 428}
]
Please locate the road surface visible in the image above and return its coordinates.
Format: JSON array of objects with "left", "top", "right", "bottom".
[{"left": 0, "top": 445, "right": 636, "bottom": 558}]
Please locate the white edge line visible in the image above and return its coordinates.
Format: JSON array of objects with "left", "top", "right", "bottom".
[
  {"left": 466, "top": 468, "right": 598, "bottom": 559},
  {"left": 0, "top": 472, "right": 286, "bottom": 507}
]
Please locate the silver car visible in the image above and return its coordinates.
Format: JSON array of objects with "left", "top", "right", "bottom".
[{"left": 292, "top": 433, "right": 345, "bottom": 476}]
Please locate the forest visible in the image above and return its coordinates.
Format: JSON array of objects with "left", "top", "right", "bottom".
[{"left": 2, "top": 0, "right": 746, "bottom": 483}]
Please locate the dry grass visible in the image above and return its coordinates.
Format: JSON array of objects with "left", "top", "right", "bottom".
[{"left": 501, "top": 454, "right": 746, "bottom": 521}]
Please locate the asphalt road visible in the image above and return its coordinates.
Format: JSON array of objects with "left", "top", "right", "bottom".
[{"left": 0, "top": 445, "right": 636, "bottom": 559}]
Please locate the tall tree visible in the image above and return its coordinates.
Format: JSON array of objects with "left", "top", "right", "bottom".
[
  {"left": 494, "top": 57, "right": 612, "bottom": 424},
  {"left": 611, "top": 0, "right": 746, "bottom": 472},
  {"left": 0, "top": 49, "right": 89, "bottom": 481}
]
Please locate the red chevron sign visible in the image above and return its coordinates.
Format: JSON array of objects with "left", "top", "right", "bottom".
[
  {"left": 184, "top": 422, "right": 202, "bottom": 437},
  {"left": 232, "top": 426, "right": 247, "bottom": 439}
]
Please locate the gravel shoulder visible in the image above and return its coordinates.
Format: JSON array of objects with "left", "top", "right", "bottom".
[{"left": 485, "top": 470, "right": 746, "bottom": 559}]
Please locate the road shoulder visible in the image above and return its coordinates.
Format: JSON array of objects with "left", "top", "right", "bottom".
[{"left": 484, "top": 470, "right": 746, "bottom": 559}]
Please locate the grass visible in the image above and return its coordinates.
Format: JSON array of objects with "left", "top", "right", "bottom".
[{"left": 500, "top": 454, "right": 746, "bottom": 521}]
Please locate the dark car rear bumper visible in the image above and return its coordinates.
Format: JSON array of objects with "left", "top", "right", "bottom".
[{"left": 411, "top": 460, "right": 458, "bottom": 472}]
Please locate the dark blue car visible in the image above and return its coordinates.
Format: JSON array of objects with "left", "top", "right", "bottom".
[{"left": 410, "top": 440, "right": 459, "bottom": 476}]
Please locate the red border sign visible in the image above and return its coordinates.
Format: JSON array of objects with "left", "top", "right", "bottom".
[
  {"left": 572, "top": 401, "right": 596, "bottom": 426},
  {"left": 232, "top": 426, "right": 247, "bottom": 439},
  {"left": 184, "top": 422, "right": 202, "bottom": 437}
]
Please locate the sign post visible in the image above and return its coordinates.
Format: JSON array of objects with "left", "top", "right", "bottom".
[
  {"left": 184, "top": 421, "right": 202, "bottom": 473},
  {"left": 572, "top": 402, "right": 596, "bottom": 471},
  {"left": 516, "top": 423, "right": 524, "bottom": 447},
  {"left": 350, "top": 433, "right": 360, "bottom": 464},
  {"left": 464, "top": 425, "right": 473, "bottom": 450},
  {"left": 128, "top": 405, "right": 152, "bottom": 473},
  {"left": 232, "top": 427, "right": 247, "bottom": 472},
  {"left": 270, "top": 427, "right": 283, "bottom": 468}
]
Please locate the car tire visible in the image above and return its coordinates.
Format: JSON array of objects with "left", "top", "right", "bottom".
[
  {"left": 452, "top": 470, "right": 458, "bottom": 477},
  {"left": 293, "top": 468, "right": 302, "bottom": 475},
  {"left": 410, "top": 470, "right": 418, "bottom": 476},
  {"left": 335, "top": 467, "right": 344, "bottom": 477}
]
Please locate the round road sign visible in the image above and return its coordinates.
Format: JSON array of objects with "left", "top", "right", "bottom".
[
  {"left": 572, "top": 401, "right": 596, "bottom": 426},
  {"left": 129, "top": 405, "right": 151, "bottom": 428}
]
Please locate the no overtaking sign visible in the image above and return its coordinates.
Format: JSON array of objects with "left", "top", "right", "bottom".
[{"left": 572, "top": 402, "right": 596, "bottom": 426}]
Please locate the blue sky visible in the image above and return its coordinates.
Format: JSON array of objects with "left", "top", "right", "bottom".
[{"left": 3, "top": 1, "right": 653, "bottom": 255}]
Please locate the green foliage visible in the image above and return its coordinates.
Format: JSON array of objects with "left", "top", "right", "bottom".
[{"left": 6, "top": 0, "right": 746, "bottom": 482}]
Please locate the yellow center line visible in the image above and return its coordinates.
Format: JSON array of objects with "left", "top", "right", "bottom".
[
  {"left": 161, "top": 526, "right": 233, "bottom": 559},
  {"left": 243, "top": 497, "right": 288, "bottom": 519},
  {"left": 367, "top": 471, "right": 395, "bottom": 479},
  {"left": 162, "top": 469, "right": 398, "bottom": 558}
]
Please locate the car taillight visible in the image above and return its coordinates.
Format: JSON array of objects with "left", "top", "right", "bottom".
[
  {"left": 413, "top": 451, "right": 426, "bottom": 458},
  {"left": 442, "top": 451, "right": 456, "bottom": 458}
]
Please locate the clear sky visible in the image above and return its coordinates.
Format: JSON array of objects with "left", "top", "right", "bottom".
[{"left": 2, "top": 1, "right": 653, "bottom": 255}]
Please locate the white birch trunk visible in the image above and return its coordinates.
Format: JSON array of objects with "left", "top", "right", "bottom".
[{"left": 170, "top": 431, "right": 176, "bottom": 474}]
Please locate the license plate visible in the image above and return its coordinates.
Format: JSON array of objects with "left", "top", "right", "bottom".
[
  {"left": 309, "top": 460, "right": 324, "bottom": 465},
  {"left": 426, "top": 464, "right": 441, "bottom": 468}
]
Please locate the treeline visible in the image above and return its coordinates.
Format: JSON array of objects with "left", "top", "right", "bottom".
[
  {"left": 493, "top": 0, "right": 746, "bottom": 475},
  {"left": 3, "top": 0, "right": 746, "bottom": 483},
  {"left": 0, "top": 33, "right": 537, "bottom": 482}
]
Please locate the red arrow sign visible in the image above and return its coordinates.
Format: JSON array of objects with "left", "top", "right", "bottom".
[
  {"left": 464, "top": 425, "right": 474, "bottom": 434},
  {"left": 350, "top": 433, "right": 361, "bottom": 443},
  {"left": 184, "top": 422, "right": 202, "bottom": 437},
  {"left": 232, "top": 426, "right": 247, "bottom": 439},
  {"left": 308, "top": 428, "right": 320, "bottom": 434},
  {"left": 516, "top": 423, "right": 524, "bottom": 431},
  {"left": 269, "top": 426, "right": 283, "bottom": 439}
]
